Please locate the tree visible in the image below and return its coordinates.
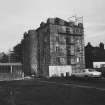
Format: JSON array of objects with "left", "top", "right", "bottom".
[
  {"left": 13, "top": 43, "right": 23, "bottom": 63},
  {"left": 0, "top": 53, "right": 8, "bottom": 63}
]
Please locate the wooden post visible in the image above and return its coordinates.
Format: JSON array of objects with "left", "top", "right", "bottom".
[{"left": 10, "top": 66, "right": 12, "bottom": 74}]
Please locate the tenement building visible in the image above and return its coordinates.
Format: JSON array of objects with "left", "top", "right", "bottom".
[
  {"left": 22, "top": 17, "right": 85, "bottom": 77},
  {"left": 22, "top": 30, "right": 38, "bottom": 75}
]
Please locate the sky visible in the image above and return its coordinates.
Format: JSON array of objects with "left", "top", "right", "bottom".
[{"left": 0, "top": 0, "right": 105, "bottom": 52}]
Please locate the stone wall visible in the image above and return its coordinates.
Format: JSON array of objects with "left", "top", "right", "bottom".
[{"left": 23, "top": 30, "right": 38, "bottom": 75}]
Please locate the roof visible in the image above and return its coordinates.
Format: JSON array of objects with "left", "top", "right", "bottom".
[{"left": 0, "top": 63, "right": 22, "bottom": 66}]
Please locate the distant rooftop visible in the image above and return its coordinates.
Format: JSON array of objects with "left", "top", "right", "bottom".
[{"left": 0, "top": 63, "right": 22, "bottom": 66}]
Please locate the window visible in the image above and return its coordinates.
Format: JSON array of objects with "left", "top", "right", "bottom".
[
  {"left": 66, "top": 27, "right": 70, "bottom": 33},
  {"left": 66, "top": 36, "right": 70, "bottom": 43},
  {"left": 56, "top": 46, "right": 59, "bottom": 52},
  {"left": 59, "top": 35, "right": 66, "bottom": 44},
  {"left": 56, "top": 57, "right": 60, "bottom": 64},
  {"left": 71, "top": 36, "right": 74, "bottom": 43},
  {"left": 69, "top": 27, "right": 73, "bottom": 34},
  {"left": 44, "top": 36, "right": 48, "bottom": 43},
  {"left": 77, "top": 47, "right": 80, "bottom": 52},
  {"left": 56, "top": 36, "right": 59, "bottom": 42},
  {"left": 61, "top": 26, "right": 66, "bottom": 32},
  {"left": 71, "top": 58, "right": 75, "bottom": 64},
  {"left": 71, "top": 45, "right": 75, "bottom": 55},
  {"left": 56, "top": 57, "right": 66, "bottom": 65},
  {"left": 77, "top": 39, "right": 80, "bottom": 43},
  {"left": 60, "top": 58, "right": 66, "bottom": 65},
  {"left": 76, "top": 57, "right": 80, "bottom": 63},
  {"left": 66, "top": 27, "right": 73, "bottom": 34}
]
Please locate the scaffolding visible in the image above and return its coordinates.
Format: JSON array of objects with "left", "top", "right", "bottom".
[{"left": 68, "top": 15, "right": 83, "bottom": 25}]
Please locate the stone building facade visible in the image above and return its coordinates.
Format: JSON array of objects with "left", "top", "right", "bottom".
[
  {"left": 36, "top": 17, "right": 85, "bottom": 77},
  {"left": 22, "top": 30, "right": 38, "bottom": 75},
  {"left": 22, "top": 17, "right": 85, "bottom": 77}
]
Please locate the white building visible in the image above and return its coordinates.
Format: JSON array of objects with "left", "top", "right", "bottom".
[{"left": 93, "top": 62, "right": 105, "bottom": 68}]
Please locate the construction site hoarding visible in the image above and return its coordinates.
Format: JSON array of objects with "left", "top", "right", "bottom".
[{"left": 49, "top": 65, "right": 72, "bottom": 77}]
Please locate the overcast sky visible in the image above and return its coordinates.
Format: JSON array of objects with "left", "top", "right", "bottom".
[{"left": 0, "top": 0, "right": 105, "bottom": 52}]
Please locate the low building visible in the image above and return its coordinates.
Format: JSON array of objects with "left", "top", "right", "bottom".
[
  {"left": 0, "top": 63, "right": 23, "bottom": 80},
  {"left": 93, "top": 62, "right": 105, "bottom": 68},
  {"left": 85, "top": 42, "right": 105, "bottom": 68}
]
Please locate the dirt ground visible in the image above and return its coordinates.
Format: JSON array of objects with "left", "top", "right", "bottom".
[{"left": 0, "top": 79, "right": 105, "bottom": 105}]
